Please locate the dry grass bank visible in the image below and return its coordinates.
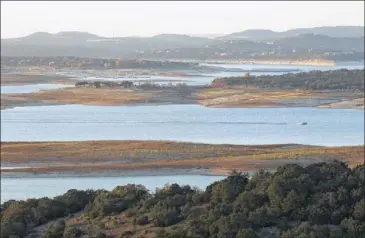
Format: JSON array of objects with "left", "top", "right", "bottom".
[
  {"left": 318, "top": 98, "right": 364, "bottom": 109},
  {"left": 1, "top": 141, "right": 363, "bottom": 174},
  {"left": 196, "top": 88, "right": 364, "bottom": 108},
  {"left": 1, "top": 74, "right": 76, "bottom": 85},
  {"left": 3, "top": 87, "right": 150, "bottom": 106}
]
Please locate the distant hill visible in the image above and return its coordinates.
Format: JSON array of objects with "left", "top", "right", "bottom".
[
  {"left": 149, "top": 34, "right": 213, "bottom": 46},
  {"left": 1, "top": 31, "right": 103, "bottom": 45},
  {"left": 1, "top": 28, "right": 364, "bottom": 62},
  {"left": 220, "top": 26, "right": 365, "bottom": 40},
  {"left": 273, "top": 34, "right": 364, "bottom": 52},
  {"left": 188, "top": 33, "right": 225, "bottom": 39},
  {"left": 1, "top": 32, "right": 213, "bottom": 47}
]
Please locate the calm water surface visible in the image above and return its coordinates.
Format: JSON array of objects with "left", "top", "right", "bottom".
[
  {"left": 203, "top": 62, "right": 364, "bottom": 72},
  {"left": 0, "top": 175, "right": 225, "bottom": 203},
  {"left": 58, "top": 63, "right": 364, "bottom": 86},
  {"left": 1, "top": 104, "right": 363, "bottom": 146},
  {"left": 2, "top": 63, "right": 363, "bottom": 203}
]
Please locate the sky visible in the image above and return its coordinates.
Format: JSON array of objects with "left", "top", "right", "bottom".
[{"left": 1, "top": 1, "right": 364, "bottom": 38}]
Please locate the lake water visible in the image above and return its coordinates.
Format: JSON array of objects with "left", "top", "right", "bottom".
[
  {"left": 203, "top": 62, "right": 364, "bottom": 72},
  {"left": 1, "top": 84, "right": 73, "bottom": 94},
  {"left": 61, "top": 62, "right": 364, "bottom": 86},
  {"left": 0, "top": 175, "right": 225, "bottom": 203},
  {"left": 1, "top": 104, "right": 363, "bottom": 146},
  {"left": 1, "top": 63, "right": 363, "bottom": 204}
]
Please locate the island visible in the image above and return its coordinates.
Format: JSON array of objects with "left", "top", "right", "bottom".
[{"left": 2, "top": 68, "right": 364, "bottom": 110}]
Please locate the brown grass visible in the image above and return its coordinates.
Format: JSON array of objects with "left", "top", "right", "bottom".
[
  {"left": 196, "top": 88, "right": 364, "bottom": 108},
  {"left": 1, "top": 74, "right": 76, "bottom": 85},
  {"left": 2, "top": 74, "right": 362, "bottom": 109},
  {"left": 1, "top": 141, "right": 363, "bottom": 174},
  {"left": 0, "top": 141, "right": 293, "bottom": 163},
  {"left": 65, "top": 212, "right": 165, "bottom": 238},
  {"left": 4, "top": 87, "right": 150, "bottom": 106}
]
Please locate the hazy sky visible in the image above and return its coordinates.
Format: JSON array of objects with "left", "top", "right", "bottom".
[{"left": 1, "top": 1, "right": 364, "bottom": 38}]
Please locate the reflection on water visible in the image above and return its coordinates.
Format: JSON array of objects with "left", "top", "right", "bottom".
[
  {"left": 1, "top": 175, "right": 226, "bottom": 203},
  {"left": 1, "top": 105, "right": 363, "bottom": 146}
]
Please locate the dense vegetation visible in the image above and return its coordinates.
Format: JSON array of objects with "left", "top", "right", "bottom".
[
  {"left": 75, "top": 80, "right": 190, "bottom": 90},
  {"left": 0, "top": 57, "right": 207, "bottom": 70},
  {"left": 1, "top": 161, "right": 364, "bottom": 238},
  {"left": 211, "top": 69, "right": 364, "bottom": 91}
]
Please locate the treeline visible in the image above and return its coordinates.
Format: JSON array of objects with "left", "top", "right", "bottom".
[
  {"left": 0, "top": 57, "right": 203, "bottom": 70},
  {"left": 211, "top": 69, "right": 364, "bottom": 91},
  {"left": 1, "top": 161, "right": 364, "bottom": 238},
  {"left": 75, "top": 80, "right": 189, "bottom": 90}
]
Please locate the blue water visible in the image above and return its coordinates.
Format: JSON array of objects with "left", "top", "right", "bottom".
[
  {"left": 1, "top": 62, "right": 363, "bottom": 203},
  {"left": 1, "top": 104, "right": 363, "bottom": 146},
  {"left": 1, "top": 84, "right": 73, "bottom": 94},
  {"left": 0, "top": 175, "right": 225, "bottom": 203},
  {"left": 67, "top": 62, "right": 364, "bottom": 86},
  {"left": 200, "top": 62, "right": 364, "bottom": 82}
]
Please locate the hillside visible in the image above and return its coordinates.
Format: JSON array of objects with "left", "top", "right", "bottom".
[
  {"left": 220, "top": 26, "right": 365, "bottom": 40},
  {"left": 1, "top": 32, "right": 213, "bottom": 48},
  {"left": 1, "top": 28, "right": 364, "bottom": 62},
  {"left": 211, "top": 69, "right": 365, "bottom": 91},
  {"left": 1, "top": 161, "right": 364, "bottom": 238},
  {"left": 274, "top": 34, "right": 364, "bottom": 52}
]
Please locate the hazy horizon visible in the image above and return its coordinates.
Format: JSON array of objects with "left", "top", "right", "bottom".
[{"left": 1, "top": 1, "right": 364, "bottom": 39}]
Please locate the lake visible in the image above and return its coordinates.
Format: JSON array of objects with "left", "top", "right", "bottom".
[
  {"left": 0, "top": 175, "right": 225, "bottom": 203},
  {"left": 58, "top": 62, "right": 365, "bottom": 86},
  {"left": 1, "top": 63, "right": 363, "bottom": 204},
  {"left": 1, "top": 104, "right": 363, "bottom": 146},
  {"left": 203, "top": 62, "right": 365, "bottom": 72}
]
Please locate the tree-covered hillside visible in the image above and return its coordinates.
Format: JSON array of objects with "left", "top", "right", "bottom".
[
  {"left": 211, "top": 69, "right": 364, "bottom": 91},
  {"left": 1, "top": 161, "right": 364, "bottom": 238}
]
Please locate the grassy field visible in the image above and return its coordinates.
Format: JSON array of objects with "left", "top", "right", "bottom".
[
  {"left": 196, "top": 88, "right": 364, "bottom": 108},
  {"left": 2, "top": 74, "right": 363, "bottom": 109},
  {"left": 4, "top": 87, "right": 151, "bottom": 106},
  {"left": 1, "top": 74, "right": 76, "bottom": 85},
  {"left": 1, "top": 141, "right": 363, "bottom": 174}
]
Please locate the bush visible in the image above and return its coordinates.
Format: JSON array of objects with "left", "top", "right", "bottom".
[
  {"left": 2, "top": 162, "right": 364, "bottom": 238},
  {"left": 152, "top": 209, "right": 182, "bottom": 227},
  {"left": 63, "top": 226, "right": 82, "bottom": 238},
  {"left": 43, "top": 220, "right": 66, "bottom": 238},
  {"left": 135, "top": 216, "right": 149, "bottom": 226},
  {"left": 119, "top": 230, "right": 133, "bottom": 238},
  {"left": 84, "top": 185, "right": 149, "bottom": 219}
]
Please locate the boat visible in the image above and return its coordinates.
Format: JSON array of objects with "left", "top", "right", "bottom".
[{"left": 301, "top": 122, "right": 308, "bottom": 125}]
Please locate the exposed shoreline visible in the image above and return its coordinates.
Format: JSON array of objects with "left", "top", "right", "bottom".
[
  {"left": 165, "top": 59, "right": 337, "bottom": 66},
  {"left": 2, "top": 71, "right": 364, "bottom": 110},
  {"left": 0, "top": 168, "right": 224, "bottom": 178},
  {"left": 2, "top": 86, "right": 363, "bottom": 110},
  {"left": 1, "top": 141, "right": 363, "bottom": 177}
]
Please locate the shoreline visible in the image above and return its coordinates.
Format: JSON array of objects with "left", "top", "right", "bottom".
[
  {"left": 163, "top": 59, "right": 337, "bottom": 66},
  {"left": 0, "top": 168, "right": 225, "bottom": 178},
  {"left": 2, "top": 101, "right": 364, "bottom": 111},
  {"left": 1, "top": 141, "right": 363, "bottom": 176},
  {"left": 1, "top": 70, "right": 364, "bottom": 110},
  {"left": 1, "top": 86, "right": 363, "bottom": 110}
]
